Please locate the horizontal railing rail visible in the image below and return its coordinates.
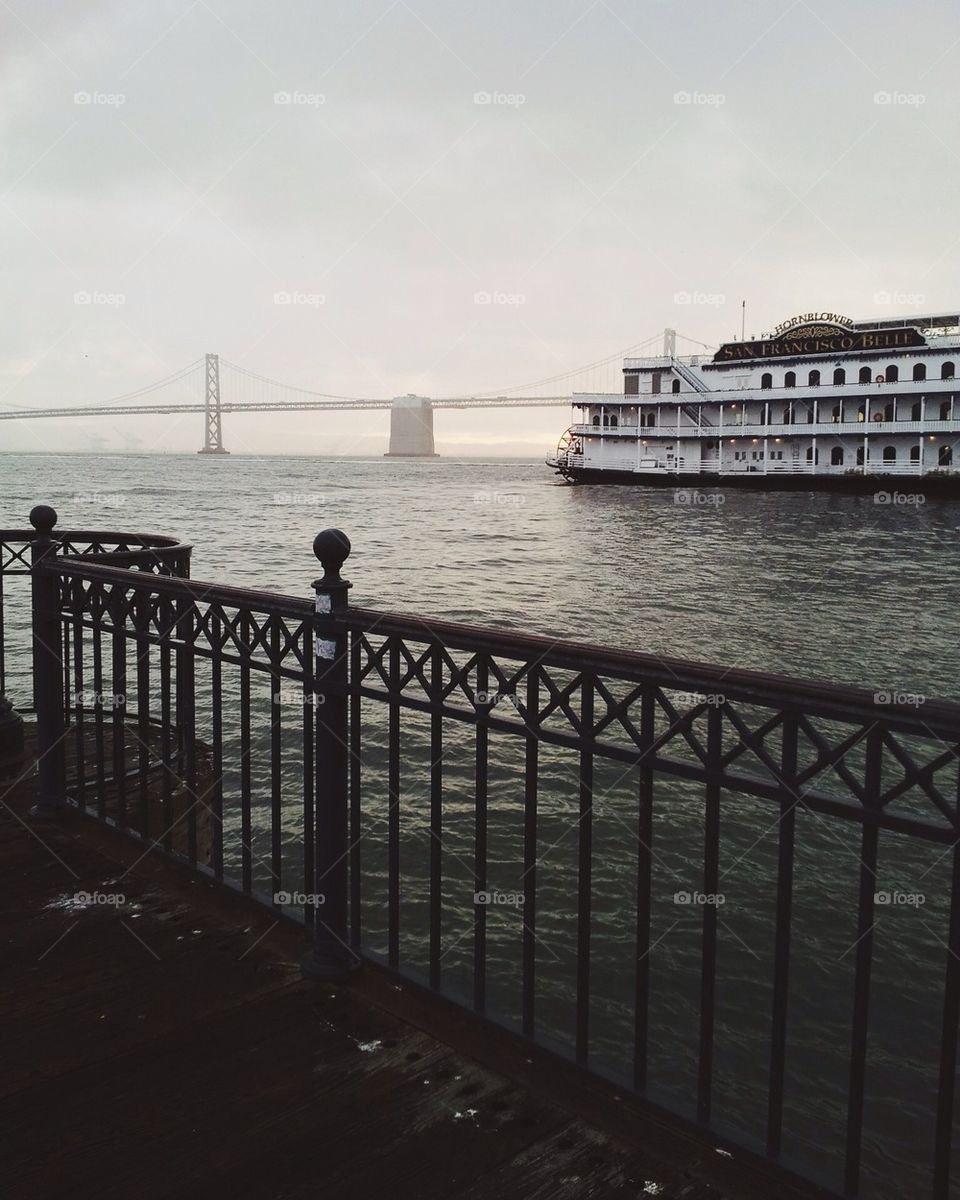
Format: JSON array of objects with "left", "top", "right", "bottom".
[{"left": 5, "top": 503, "right": 959, "bottom": 1200}]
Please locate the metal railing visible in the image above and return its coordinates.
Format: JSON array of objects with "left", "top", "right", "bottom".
[{"left": 5, "top": 504, "right": 960, "bottom": 1199}]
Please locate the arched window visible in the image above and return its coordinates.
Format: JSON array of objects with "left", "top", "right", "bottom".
[
  {"left": 609, "top": 414, "right": 618, "bottom": 428},
  {"left": 592, "top": 415, "right": 600, "bottom": 426},
  {"left": 602, "top": 414, "right": 609, "bottom": 427},
  {"left": 808, "top": 370, "right": 820, "bottom": 386},
  {"left": 940, "top": 445, "right": 953, "bottom": 466},
  {"left": 940, "top": 400, "right": 951, "bottom": 420},
  {"left": 943, "top": 362, "right": 955, "bottom": 380},
  {"left": 911, "top": 400, "right": 922, "bottom": 421},
  {"left": 805, "top": 446, "right": 819, "bottom": 464},
  {"left": 913, "top": 363, "right": 926, "bottom": 382},
  {"left": 831, "top": 446, "right": 844, "bottom": 466},
  {"left": 885, "top": 364, "right": 899, "bottom": 383},
  {"left": 883, "top": 402, "right": 894, "bottom": 422},
  {"left": 761, "top": 373, "right": 772, "bottom": 390},
  {"left": 859, "top": 366, "right": 872, "bottom": 384},
  {"left": 671, "top": 379, "right": 681, "bottom": 394},
  {"left": 784, "top": 371, "right": 796, "bottom": 388},
  {"left": 646, "top": 412, "right": 655, "bottom": 427},
  {"left": 910, "top": 445, "right": 920, "bottom": 462},
  {"left": 834, "top": 368, "right": 846, "bottom": 386},
  {"left": 883, "top": 445, "right": 896, "bottom": 462}
]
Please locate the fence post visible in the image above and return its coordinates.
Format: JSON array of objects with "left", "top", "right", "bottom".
[
  {"left": 302, "top": 528, "right": 360, "bottom": 980},
  {"left": 29, "top": 504, "right": 67, "bottom": 821}
]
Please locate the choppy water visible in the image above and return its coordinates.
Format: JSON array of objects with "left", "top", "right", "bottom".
[{"left": 2, "top": 452, "right": 959, "bottom": 1199}]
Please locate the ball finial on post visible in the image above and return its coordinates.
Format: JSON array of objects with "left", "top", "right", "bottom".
[
  {"left": 29, "top": 505, "right": 58, "bottom": 537},
  {"left": 313, "top": 528, "right": 351, "bottom": 587}
]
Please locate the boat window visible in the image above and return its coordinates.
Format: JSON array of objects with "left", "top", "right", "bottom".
[
  {"left": 761, "top": 373, "right": 772, "bottom": 389},
  {"left": 911, "top": 400, "right": 921, "bottom": 420},
  {"left": 805, "top": 446, "right": 819, "bottom": 464},
  {"left": 672, "top": 379, "right": 681, "bottom": 394},
  {"left": 592, "top": 415, "right": 600, "bottom": 426},
  {"left": 943, "top": 362, "right": 955, "bottom": 380},
  {"left": 609, "top": 414, "right": 618, "bottom": 428},
  {"left": 808, "top": 370, "right": 820, "bottom": 386},
  {"left": 883, "top": 445, "right": 896, "bottom": 462},
  {"left": 856, "top": 447, "right": 865, "bottom": 465},
  {"left": 883, "top": 403, "right": 894, "bottom": 422},
  {"left": 831, "top": 446, "right": 844, "bottom": 465},
  {"left": 911, "top": 445, "right": 920, "bottom": 462},
  {"left": 885, "top": 365, "right": 899, "bottom": 383},
  {"left": 940, "top": 401, "right": 951, "bottom": 420},
  {"left": 834, "top": 368, "right": 846, "bottom": 385},
  {"left": 913, "top": 363, "right": 926, "bottom": 382},
  {"left": 939, "top": 444, "right": 953, "bottom": 465},
  {"left": 832, "top": 404, "right": 842, "bottom": 422},
  {"left": 859, "top": 367, "right": 872, "bottom": 384},
  {"left": 784, "top": 371, "right": 796, "bottom": 388}
]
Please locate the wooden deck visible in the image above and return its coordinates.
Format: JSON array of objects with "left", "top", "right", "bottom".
[{"left": 1, "top": 753, "right": 821, "bottom": 1200}]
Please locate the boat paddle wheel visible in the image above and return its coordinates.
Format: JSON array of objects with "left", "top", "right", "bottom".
[{"left": 546, "top": 427, "right": 582, "bottom": 481}]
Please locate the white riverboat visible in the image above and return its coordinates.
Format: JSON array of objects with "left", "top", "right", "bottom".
[{"left": 548, "top": 311, "right": 960, "bottom": 492}]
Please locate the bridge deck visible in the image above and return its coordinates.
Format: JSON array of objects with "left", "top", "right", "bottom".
[{"left": 1, "top": 743, "right": 817, "bottom": 1200}]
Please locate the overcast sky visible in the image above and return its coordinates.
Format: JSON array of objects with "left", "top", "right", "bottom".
[{"left": 1, "top": 0, "right": 958, "bottom": 455}]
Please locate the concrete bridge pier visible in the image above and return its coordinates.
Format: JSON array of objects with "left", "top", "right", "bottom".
[{"left": 384, "top": 395, "right": 439, "bottom": 457}]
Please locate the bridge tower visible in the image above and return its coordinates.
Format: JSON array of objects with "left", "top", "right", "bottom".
[
  {"left": 198, "top": 353, "right": 229, "bottom": 455},
  {"left": 384, "top": 395, "right": 439, "bottom": 457},
  {"left": 663, "top": 328, "right": 677, "bottom": 356}
]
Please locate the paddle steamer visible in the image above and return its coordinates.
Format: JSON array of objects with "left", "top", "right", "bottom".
[{"left": 548, "top": 311, "right": 960, "bottom": 491}]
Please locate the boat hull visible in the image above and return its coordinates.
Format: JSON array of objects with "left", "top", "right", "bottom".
[{"left": 555, "top": 466, "right": 960, "bottom": 495}]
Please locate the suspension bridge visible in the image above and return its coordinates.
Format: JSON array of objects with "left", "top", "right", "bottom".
[{"left": 0, "top": 331, "right": 715, "bottom": 456}]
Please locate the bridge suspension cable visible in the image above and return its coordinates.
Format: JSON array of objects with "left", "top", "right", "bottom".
[{"left": 0, "top": 358, "right": 204, "bottom": 412}]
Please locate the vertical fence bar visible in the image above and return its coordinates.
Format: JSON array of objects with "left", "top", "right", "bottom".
[
  {"left": 429, "top": 641, "right": 443, "bottom": 990},
  {"left": 135, "top": 593, "right": 151, "bottom": 839},
  {"left": 388, "top": 636, "right": 401, "bottom": 971},
  {"left": 521, "top": 663, "right": 539, "bottom": 1036},
  {"left": 239, "top": 615, "right": 252, "bottom": 895},
  {"left": 844, "top": 725, "right": 882, "bottom": 1198},
  {"left": 29, "top": 506, "right": 66, "bottom": 819},
  {"left": 474, "top": 654, "right": 489, "bottom": 1015},
  {"left": 0, "top": 561, "right": 5, "bottom": 697},
  {"left": 303, "top": 529, "right": 358, "bottom": 979},
  {"left": 110, "top": 589, "right": 127, "bottom": 828},
  {"left": 767, "top": 710, "right": 798, "bottom": 1157},
  {"left": 576, "top": 671, "right": 594, "bottom": 1064},
  {"left": 159, "top": 595, "right": 173, "bottom": 853},
  {"left": 697, "top": 699, "right": 723, "bottom": 1123},
  {"left": 71, "top": 583, "right": 86, "bottom": 811},
  {"left": 92, "top": 590, "right": 106, "bottom": 819},
  {"left": 210, "top": 612, "right": 223, "bottom": 879},
  {"left": 176, "top": 594, "right": 197, "bottom": 864},
  {"left": 633, "top": 682, "right": 655, "bottom": 1092},
  {"left": 270, "top": 619, "right": 282, "bottom": 899},
  {"left": 348, "top": 630, "right": 361, "bottom": 951},
  {"left": 303, "top": 627, "right": 316, "bottom": 925},
  {"left": 933, "top": 820, "right": 960, "bottom": 1200}
]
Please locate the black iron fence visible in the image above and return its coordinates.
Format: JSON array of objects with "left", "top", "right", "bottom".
[{"left": 4, "top": 504, "right": 960, "bottom": 1200}]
